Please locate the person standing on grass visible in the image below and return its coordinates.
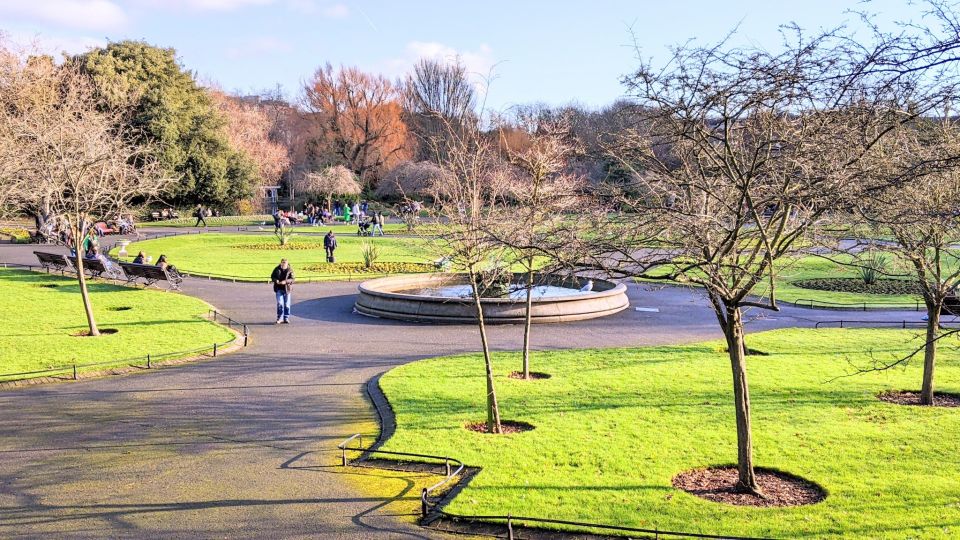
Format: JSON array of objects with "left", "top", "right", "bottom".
[
  {"left": 194, "top": 204, "right": 208, "bottom": 227},
  {"left": 324, "top": 230, "right": 337, "bottom": 262},
  {"left": 271, "top": 258, "right": 294, "bottom": 324}
]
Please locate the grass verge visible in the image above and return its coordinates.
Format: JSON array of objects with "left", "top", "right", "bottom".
[
  {"left": 0, "top": 268, "right": 235, "bottom": 380},
  {"left": 378, "top": 328, "right": 960, "bottom": 538},
  {"left": 115, "top": 233, "right": 438, "bottom": 282}
]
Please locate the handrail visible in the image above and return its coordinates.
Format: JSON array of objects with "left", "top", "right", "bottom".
[
  {"left": 336, "top": 434, "right": 766, "bottom": 540},
  {"left": 814, "top": 320, "right": 960, "bottom": 329},
  {"left": 0, "top": 309, "right": 248, "bottom": 383},
  {"left": 791, "top": 298, "right": 923, "bottom": 311}
]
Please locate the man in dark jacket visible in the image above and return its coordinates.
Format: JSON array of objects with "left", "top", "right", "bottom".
[
  {"left": 271, "top": 258, "right": 294, "bottom": 324},
  {"left": 194, "top": 205, "right": 207, "bottom": 227},
  {"left": 324, "top": 231, "right": 337, "bottom": 262}
]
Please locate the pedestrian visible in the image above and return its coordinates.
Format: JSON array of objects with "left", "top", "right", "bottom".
[
  {"left": 271, "top": 258, "right": 294, "bottom": 324},
  {"left": 324, "top": 230, "right": 337, "bottom": 262},
  {"left": 374, "top": 211, "right": 385, "bottom": 236},
  {"left": 194, "top": 204, "right": 207, "bottom": 227}
]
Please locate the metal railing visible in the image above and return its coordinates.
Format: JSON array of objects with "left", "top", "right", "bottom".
[
  {"left": 813, "top": 319, "right": 960, "bottom": 329},
  {"left": 791, "top": 298, "right": 924, "bottom": 311},
  {"left": 0, "top": 310, "right": 248, "bottom": 383},
  {"left": 336, "top": 434, "right": 769, "bottom": 540}
]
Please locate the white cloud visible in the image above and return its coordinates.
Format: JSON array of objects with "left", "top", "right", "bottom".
[
  {"left": 411, "top": 42, "right": 494, "bottom": 77},
  {"left": 286, "top": 0, "right": 349, "bottom": 18},
  {"left": 225, "top": 35, "right": 292, "bottom": 59},
  {"left": 386, "top": 41, "right": 497, "bottom": 80},
  {"left": 0, "top": 0, "right": 127, "bottom": 31},
  {"left": 6, "top": 30, "right": 107, "bottom": 56},
  {"left": 138, "top": 0, "right": 273, "bottom": 10},
  {"left": 321, "top": 3, "right": 349, "bottom": 18}
]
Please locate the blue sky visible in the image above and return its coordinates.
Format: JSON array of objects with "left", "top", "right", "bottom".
[{"left": 0, "top": 0, "right": 923, "bottom": 111}]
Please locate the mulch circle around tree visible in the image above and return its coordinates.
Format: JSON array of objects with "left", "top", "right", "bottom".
[
  {"left": 673, "top": 466, "right": 826, "bottom": 507},
  {"left": 793, "top": 278, "right": 919, "bottom": 296},
  {"left": 878, "top": 390, "right": 960, "bottom": 407},
  {"left": 508, "top": 371, "right": 552, "bottom": 380},
  {"left": 71, "top": 328, "right": 119, "bottom": 337},
  {"left": 464, "top": 420, "right": 535, "bottom": 434}
]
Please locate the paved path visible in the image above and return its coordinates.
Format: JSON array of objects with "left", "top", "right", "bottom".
[{"left": 0, "top": 240, "right": 930, "bottom": 538}]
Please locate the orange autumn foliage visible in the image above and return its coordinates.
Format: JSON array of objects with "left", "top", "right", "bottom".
[
  {"left": 209, "top": 89, "right": 290, "bottom": 188},
  {"left": 302, "top": 64, "right": 411, "bottom": 185}
]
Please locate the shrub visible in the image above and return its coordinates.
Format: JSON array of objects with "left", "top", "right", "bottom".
[
  {"left": 360, "top": 241, "right": 380, "bottom": 269},
  {"left": 303, "top": 262, "right": 435, "bottom": 275},
  {"left": 0, "top": 227, "right": 32, "bottom": 243},
  {"left": 858, "top": 251, "right": 889, "bottom": 285},
  {"left": 275, "top": 226, "right": 295, "bottom": 247}
]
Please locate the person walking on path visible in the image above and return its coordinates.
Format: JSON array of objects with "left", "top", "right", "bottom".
[
  {"left": 194, "top": 205, "right": 208, "bottom": 227},
  {"left": 373, "top": 211, "right": 385, "bottom": 236},
  {"left": 271, "top": 258, "right": 294, "bottom": 324},
  {"left": 324, "top": 231, "right": 337, "bottom": 263}
]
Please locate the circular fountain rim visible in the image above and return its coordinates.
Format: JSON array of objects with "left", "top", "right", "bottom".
[{"left": 357, "top": 272, "right": 627, "bottom": 304}]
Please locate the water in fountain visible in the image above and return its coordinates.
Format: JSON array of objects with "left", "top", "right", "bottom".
[{"left": 405, "top": 283, "right": 586, "bottom": 299}]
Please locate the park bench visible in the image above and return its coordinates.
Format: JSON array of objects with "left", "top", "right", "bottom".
[
  {"left": 119, "top": 262, "right": 183, "bottom": 291},
  {"left": 73, "top": 256, "right": 124, "bottom": 280},
  {"left": 34, "top": 251, "right": 73, "bottom": 273}
]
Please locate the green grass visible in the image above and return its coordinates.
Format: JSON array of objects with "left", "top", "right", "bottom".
[
  {"left": 645, "top": 254, "right": 924, "bottom": 307},
  {"left": 0, "top": 269, "right": 235, "bottom": 379},
  {"left": 116, "top": 233, "right": 439, "bottom": 281},
  {"left": 767, "top": 255, "right": 923, "bottom": 307},
  {"left": 379, "top": 328, "right": 960, "bottom": 538},
  {"left": 140, "top": 214, "right": 410, "bottom": 233}
]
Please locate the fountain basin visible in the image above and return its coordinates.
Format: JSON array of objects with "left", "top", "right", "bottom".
[{"left": 354, "top": 273, "right": 629, "bottom": 324}]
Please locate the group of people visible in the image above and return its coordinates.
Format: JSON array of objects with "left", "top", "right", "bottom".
[
  {"left": 273, "top": 202, "right": 388, "bottom": 237},
  {"left": 132, "top": 251, "right": 178, "bottom": 275},
  {"left": 357, "top": 211, "right": 386, "bottom": 236}
]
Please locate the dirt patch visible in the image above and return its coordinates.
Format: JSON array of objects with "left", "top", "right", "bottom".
[
  {"left": 793, "top": 278, "right": 918, "bottom": 296},
  {"left": 464, "top": 420, "right": 535, "bottom": 434},
  {"left": 878, "top": 390, "right": 960, "bottom": 407},
  {"left": 508, "top": 371, "right": 552, "bottom": 380},
  {"left": 71, "top": 328, "right": 119, "bottom": 337},
  {"left": 721, "top": 347, "right": 769, "bottom": 356},
  {"left": 109, "top": 306, "right": 132, "bottom": 311},
  {"left": 673, "top": 466, "right": 825, "bottom": 507}
]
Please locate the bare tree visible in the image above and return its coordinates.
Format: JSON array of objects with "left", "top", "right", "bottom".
[
  {"left": 836, "top": 118, "right": 960, "bottom": 405},
  {"left": 494, "top": 116, "right": 589, "bottom": 379},
  {"left": 375, "top": 160, "right": 449, "bottom": 200},
  {"left": 426, "top": 122, "right": 511, "bottom": 434},
  {"left": 404, "top": 57, "right": 477, "bottom": 161},
  {"left": 301, "top": 165, "right": 362, "bottom": 212},
  {"left": 604, "top": 28, "right": 945, "bottom": 494},
  {"left": 0, "top": 52, "right": 169, "bottom": 336}
]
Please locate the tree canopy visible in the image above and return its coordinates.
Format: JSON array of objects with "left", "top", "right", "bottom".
[{"left": 75, "top": 40, "right": 258, "bottom": 209}]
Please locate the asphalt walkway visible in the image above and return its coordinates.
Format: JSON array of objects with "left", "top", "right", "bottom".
[{"left": 0, "top": 238, "right": 930, "bottom": 538}]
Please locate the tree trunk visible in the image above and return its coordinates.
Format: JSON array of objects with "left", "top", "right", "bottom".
[
  {"left": 723, "top": 305, "right": 759, "bottom": 495},
  {"left": 521, "top": 264, "right": 534, "bottom": 379},
  {"left": 73, "top": 228, "right": 100, "bottom": 337},
  {"left": 920, "top": 302, "right": 941, "bottom": 405},
  {"left": 469, "top": 268, "right": 502, "bottom": 433}
]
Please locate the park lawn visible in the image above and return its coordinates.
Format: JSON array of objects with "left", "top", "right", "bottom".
[
  {"left": 117, "top": 233, "right": 439, "bottom": 281},
  {"left": 644, "top": 254, "right": 924, "bottom": 307},
  {"left": 764, "top": 254, "right": 921, "bottom": 306},
  {"left": 0, "top": 269, "right": 235, "bottom": 380},
  {"left": 140, "top": 214, "right": 410, "bottom": 233},
  {"left": 378, "top": 328, "right": 960, "bottom": 539}
]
